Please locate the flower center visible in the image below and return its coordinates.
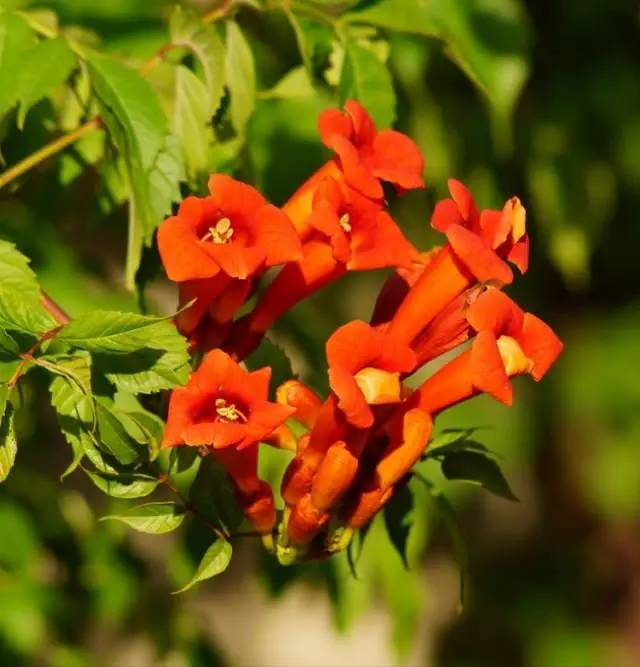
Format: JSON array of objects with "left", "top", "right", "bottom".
[
  {"left": 339, "top": 213, "right": 352, "bottom": 233},
  {"left": 215, "top": 398, "right": 247, "bottom": 422},
  {"left": 353, "top": 367, "right": 402, "bottom": 405},
  {"left": 496, "top": 335, "right": 533, "bottom": 376},
  {"left": 203, "top": 217, "right": 234, "bottom": 244}
]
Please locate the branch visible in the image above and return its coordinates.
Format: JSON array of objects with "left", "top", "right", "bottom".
[{"left": 0, "top": 117, "right": 102, "bottom": 191}]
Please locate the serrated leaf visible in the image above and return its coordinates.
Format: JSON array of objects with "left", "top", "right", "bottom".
[
  {"left": 173, "top": 65, "right": 211, "bottom": 185},
  {"left": 339, "top": 40, "right": 395, "bottom": 128},
  {"left": 173, "top": 539, "right": 232, "bottom": 594},
  {"left": 60, "top": 310, "right": 177, "bottom": 352},
  {"left": 0, "top": 239, "right": 40, "bottom": 298},
  {"left": 0, "top": 289, "right": 56, "bottom": 336},
  {"left": 16, "top": 36, "right": 76, "bottom": 129},
  {"left": 59, "top": 310, "right": 190, "bottom": 394},
  {"left": 101, "top": 501, "right": 185, "bottom": 534},
  {"left": 345, "top": 0, "right": 530, "bottom": 129},
  {"left": 170, "top": 5, "right": 225, "bottom": 116},
  {"left": 0, "top": 400, "right": 17, "bottom": 483},
  {"left": 225, "top": 21, "right": 255, "bottom": 135},
  {"left": 383, "top": 482, "right": 413, "bottom": 568},
  {"left": 84, "top": 469, "right": 159, "bottom": 499},
  {"left": 440, "top": 450, "right": 517, "bottom": 501},
  {"left": 0, "top": 11, "right": 37, "bottom": 119},
  {"left": 87, "top": 54, "right": 180, "bottom": 288}
]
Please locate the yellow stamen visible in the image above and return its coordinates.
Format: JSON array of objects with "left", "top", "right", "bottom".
[
  {"left": 496, "top": 335, "right": 533, "bottom": 376},
  {"left": 339, "top": 213, "right": 352, "bottom": 233},
  {"left": 215, "top": 398, "right": 247, "bottom": 422},
  {"left": 203, "top": 217, "right": 234, "bottom": 244},
  {"left": 353, "top": 367, "right": 402, "bottom": 405}
]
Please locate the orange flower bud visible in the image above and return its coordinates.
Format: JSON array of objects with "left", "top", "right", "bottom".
[
  {"left": 276, "top": 380, "right": 323, "bottom": 430},
  {"left": 240, "top": 481, "right": 277, "bottom": 535},
  {"left": 345, "top": 484, "right": 394, "bottom": 529},
  {"left": 310, "top": 441, "right": 359, "bottom": 512},
  {"left": 376, "top": 409, "right": 432, "bottom": 490},
  {"left": 287, "top": 493, "right": 330, "bottom": 546}
]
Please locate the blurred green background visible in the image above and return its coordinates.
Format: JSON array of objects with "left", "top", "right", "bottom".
[{"left": 0, "top": 0, "right": 638, "bottom": 665}]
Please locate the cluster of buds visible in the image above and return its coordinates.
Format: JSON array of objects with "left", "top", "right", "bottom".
[{"left": 159, "top": 100, "right": 563, "bottom": 561}]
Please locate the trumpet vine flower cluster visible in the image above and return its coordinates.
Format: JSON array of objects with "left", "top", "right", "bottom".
[{"left": 158, "top": 100, "right": 563, "bottom": 563}]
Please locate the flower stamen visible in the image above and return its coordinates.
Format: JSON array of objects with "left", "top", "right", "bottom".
[
  {"left": 215, "top": 397, "right": 247, "bottom": 422},
  {"left": 339, "top": 213, "right": 352, "bottom": 233},
  {"left": 202, "top": 217, "right": 234, "bottom": 244}
]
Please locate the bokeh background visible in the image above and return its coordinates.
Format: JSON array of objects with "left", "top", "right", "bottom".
[{"left": 0, "top": 0, "right": 638, "bottom": 665}]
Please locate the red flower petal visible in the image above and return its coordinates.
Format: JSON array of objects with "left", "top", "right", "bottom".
[
  {"left": 466, "top": 289, "right": 524, "bottom": 336},
  {"left": 446, "top": 224, "right": 514, "bottom": 286},
  {"left": 328, "top": 365, "right": 374, "bottom": 429},
  {"left": 348, "top": 211, "right": 418, "bottom": 271},
  {"left": 253, "top": 204, "right": 302, "bottom": 266},
  {"left": 470, "top": 330, "right": 513, "bottom": 405},
  {"left": 519, "top": 313, "right": 563, "bottom": 381},
  {"left": 368, "top": 129, "right": 425, "bottom": 191},
  {"left": 318, "top": 108, "right": 353, "bottom": 148}
]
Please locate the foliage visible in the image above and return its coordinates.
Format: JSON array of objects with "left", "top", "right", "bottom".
[{"left": 0, "top": 0, "right": 635, "bottom": 666}]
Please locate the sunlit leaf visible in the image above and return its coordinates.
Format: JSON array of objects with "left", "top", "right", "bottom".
[
  {"left": 173, "top": 65, "right": 211, "bottom": 185},
  {"left": 0, "top": 239, "right": 40, "bottom": 298},
  {"left": 0, "top": 398, "right": 17, "bottom": 482},
  {"left": 169, "top": 5, "right": 225, "bottom": 116},
  {"left": 16, "top": 36, "right": 76, "bottom": 128},
  {"left": 225, "top": 20, "right": 255, "bottom": 134},
  {"left": 101, "top": 501, "right": 186, "bottom": 534},
  {"left": 84, "top": 469, "right": 159, "bottom": 499},
  {"left": 173, "top": 539, "right": 232, "bottom": 593},
  {"left": 0, "top": 11, "right": 37, "bottom": 119},
  {"left": 339, "top": 40, "right": 395, "bottom": 128},
  {"left": 87, "top": 54, "right": 180, "bottom": 288}
]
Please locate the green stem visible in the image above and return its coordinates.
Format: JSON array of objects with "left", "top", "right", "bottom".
[{"left": 0, "top": 117, "right": 102, "bottom": 191}]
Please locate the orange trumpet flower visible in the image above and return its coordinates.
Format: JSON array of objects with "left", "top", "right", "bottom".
[
  {"left": 411, "top": 290, "right": 563, "bottom": 414},
  {"left": 318, "top": 99, "right": 425, "bottom": 199},
  {"left": 162, "top": 349, "right": 294, "bottom": 450},
  {"left": 326, "top": 320, "right": 416, "bottom": 428}
]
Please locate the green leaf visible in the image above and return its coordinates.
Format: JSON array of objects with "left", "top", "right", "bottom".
[
  {"left": 345, "top": 0, "right": 530, "bottom": 130},
  {"left": 87, "top": 54, "right": 180, "bottom": 288},
  {"left": 339, "top": 40, "right": 395, "bottom": 128},
  {"left": 0, "top": 289, "right": 56, "bottom": 336},
  {"left": 173, "top": 65, "right": 211, "bottom": 185},
  {"left": 173, "top": 539, "right": 232, "bottom": 594},
  {"left": 169, "top": 5, "right": 225, "bottom": 116},
  {"left": 440, "top": 450, "right": 517, "bottom": 501},
  {"left": 0, "top": 239, "right": 40, "bottom": 299},
  {"left": 0, "top": 399, "right": 17, "bottom": 483},
  {"left": 16, "top": 36, "right": 76, "bottom": 129},
  {"left": 260, "top": 66, "right": 314, "bottom": 100},
  {"left": 59, "top": 310, "right": 190, "bottom": 394},
  {"left": 60, "top": 310, "right": 177, "bottom": 352},
  {"left": 101, "top": 501, "right": 186, "bottom": 534},
  {"left": 225, "top": 21, "right": 255, "bottom": 135},
  {"left": 95, "top": 398, "right": 141, "bottom": 465},
  {"left": 47, "top": 353, "right": 94, "bottom": 423},
  {"left": 382, "top": 482, "right": 413, "bottom": 568},
  {"left": 0, "top": 11, "right": 37, "bottom": 119},
  {"left": 84, "top": 469, "right": 159, "bottom": 499}
]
